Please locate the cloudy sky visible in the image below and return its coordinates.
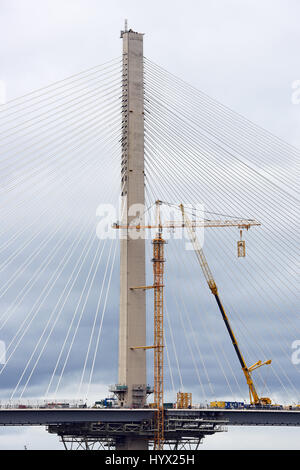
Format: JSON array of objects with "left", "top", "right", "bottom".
[{"left": 0, "top": 0, "right": 299, "bottom": 450}]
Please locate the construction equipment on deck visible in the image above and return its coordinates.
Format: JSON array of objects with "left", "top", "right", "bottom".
[{"left": 177, "top": 392, "right": 192, "bottom": 409}]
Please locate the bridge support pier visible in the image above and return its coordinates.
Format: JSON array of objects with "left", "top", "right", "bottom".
[
  {"left": 115, "top": 436, "right": 148, "bottom": 450},
  {"left": 47, "top": 411, "right": 227, "bottom": 450}
]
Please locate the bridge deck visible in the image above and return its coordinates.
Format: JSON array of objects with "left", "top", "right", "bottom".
[{"left": 0, "top": 408, "right": 299, "bottom": 427}]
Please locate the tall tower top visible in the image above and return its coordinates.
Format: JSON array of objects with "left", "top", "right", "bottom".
[{"left": 120, "top": 21, "right": 144, "bottom": 38}]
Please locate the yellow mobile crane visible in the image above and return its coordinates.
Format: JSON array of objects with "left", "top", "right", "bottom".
[{"left": 179, "top": 204, "right": 272, "bottom": 406}]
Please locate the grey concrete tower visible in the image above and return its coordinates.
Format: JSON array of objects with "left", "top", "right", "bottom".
[{"left": 117, "top": 26, "right": 147, "bottom": 410}]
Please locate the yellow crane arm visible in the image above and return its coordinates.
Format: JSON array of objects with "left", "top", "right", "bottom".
[
  {"left": 179, "top": 204, "right": 271, "bottom": 405},
  {"left": 113, "top": 220, "right": 260, "bottom": 231}
]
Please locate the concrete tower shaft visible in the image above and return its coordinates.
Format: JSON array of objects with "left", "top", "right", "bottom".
[{"left": 118, "top": 28, "right": 147, "bottom": 409}]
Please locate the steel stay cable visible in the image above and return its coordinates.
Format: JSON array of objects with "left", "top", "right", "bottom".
[
  {"left": 164, "top": 331, "right": 176, "bottom": 397},
  {"left": 144, "top": 61, "right": 300, "bottom": 173},
  {"left": 0, "top": 146, "right": 121, "bottom": 320},
  {"left": 0, "top": 135, "right": 121, "bottom": 271},
  {"left": 144, "top": 92, "right": 298, "bottom": 206},
  {"left": 164, "top": 301, "right": 184, "bottom": 392},
  {"left": 0, "top": 78, "right": 122, "bottom": 142},
  {"left": 144, "top": 130, "right": 299, "bottom": 299},
  {"left": 146, "top": 158, "right": 299, "bottom": 398},
  {"left": 4, "top": 166, "right": 121, "bottom": 392},
  {"left": 158, "top": 203, "right": 215, "bottom": 396},
  {"left": 164, "top": 223, "right": 226, "bottom": 398},
  {"left": 0, "top": 157, "right": 121, "bottom": 340},
  {"left": 85, "top": 233, "right": 119, "bottom": 399},
  {"left": 145, "top": 134, "right": 298, "bottom": 294},
  {"left": 1, "top": 112, "right": 121, "bottom": 195},
  {"left": 149, "top": 179, "right": 239, "bottom": 397},
  {"left": 46, "top": 181, "right": 125, "bottom": 398},
  {"left": 164, "top": 241, "right": 207, "bottom": 401},
  {"left": 78, "top": 182, "right": 127, "bottom": 397},
  {"left": 144, "top": 148, "right": 295, "bottom": 352},
  {"left": 144, "top": 234, "right": 178, "bottom": 397},
  {"left": 2, "top": 219, "right": 95, "bottom": 379},
  {"left": 0, "top": 127, "right": 122, "bottom": 247},
  {"left": 144, "top": 65, "right": 299, "bottom": 186},
  {"left": 145, "top": 148, "right": 299, "bottom": 328},
  {"left": 77, "top": 237, "right": 115, "bottom": 397},
  {"left": 144, "top": 126, "right": 298, "bottom": 279},
  {"left": 18, "top": 231, "right": 110, "bottom": 400},
  {"left": 0, "top": 113, "right": 121, "bottom": 213},
  {"left": 144, "top": 111, "right": 298, "bottom": 253},
  {"left": 144, "top": 147, "right": 298, "bottom": 334},
  {"left": 144, "top": 71, "right": 296, "bottom": 186},
  {"left": 144, "top": 144, "right": 299, "bottom": 318},
  {"left": 9, "top": 221, "right": 98, "bottom": 399},
  {"left": 0, "top": 123, "right": 122, "bottom": 222},
  {"left": 145, "top": 94, "right": 299, "bottom": 205},
  {"left": 143, "top": 190, "right": 185, "bottom": 393},
  {"left": 0, "top": 127, "right": 121, "bottom": 272},
  {"left": 0, "top": 91, "right": 121, "bottom": 179},
  {"left": 0, "top": 215, "right": 78, "bottom": 305},
  {"left": 144, "top": 58, "right": 300, "bottom": 157},
  {"left": 0, "top": 106, "right": 121, "bottom": 199},
  {"left": 0, "top": 82, "right": 120, "bottom": 158},
  {"left": 0, "top": 63, "right": 122, "bottom": 123},
  {"left": 79, "top": 190, "right": 128, "bottom": 398},
  {"left": 155, "top": 201, "right": 250, "bottom": 222},
  {"left": 54, "top": 180, "right": 125, "bottom": 397},
  {"left": 144, "top": 186, "right": 185, "bottom": 393},
  {"left": 144, "top": 87, "right": 297, "bottom": 197},
  {"left": 54, "top": 238, "right": 110, "bottom": 396},
  {"left": 146, "top": 165, "right": 296, "bottom": 401},
  {"left": 1, "top": 56, "right": 121, "bottom": 109},
  {"left": 146, "top": 176, "right": 244, "bottom": 400},
  {"left": 0, "top": 90, "right": 121, "bottom": 174},
  {"left": 166, "top": 223, "right": 289, "bottom": 400},
  {"left": 144, "top": 102, "right": 298, "bottom": 228},
  {"left": 166, "top": 226, "right": 247, "bottom": 400}
]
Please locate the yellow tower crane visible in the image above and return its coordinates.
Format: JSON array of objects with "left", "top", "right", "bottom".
[{"left": 113, "top": 200, "right": 268, "bottom": 448}]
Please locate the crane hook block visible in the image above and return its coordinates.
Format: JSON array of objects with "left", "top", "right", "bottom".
[
  {"left": 237, "top": 229, "right": 246, "bottom": 257},
  {"left": 237, "top": 240, "right": 246, "bottom": 257}
]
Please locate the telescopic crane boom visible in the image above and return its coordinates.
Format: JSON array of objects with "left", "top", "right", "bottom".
[{"left": 179, "top": 204, "right": 272, "bottom": 406}]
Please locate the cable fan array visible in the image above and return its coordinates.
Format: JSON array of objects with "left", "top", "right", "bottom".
[
  {"left": 143, "top": 58, "right": 299, "bottom": 405},
  {"left": 0, "top": 58, "right": 123, "bottom": 401},
  {"left": 0, "top": 54, "right": 298, "bottom": 408}
]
